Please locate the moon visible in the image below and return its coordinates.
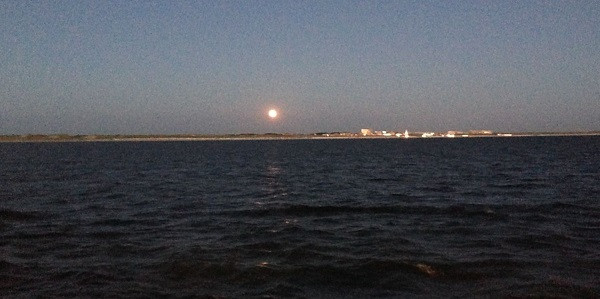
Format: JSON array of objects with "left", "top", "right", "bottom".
[{"left": 268, "top": 109, "right": 278, "bottom": 119}]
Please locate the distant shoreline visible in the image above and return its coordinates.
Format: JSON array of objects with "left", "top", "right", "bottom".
[{"left": 1, "top": 132, "right": 599, "bottom": 143}]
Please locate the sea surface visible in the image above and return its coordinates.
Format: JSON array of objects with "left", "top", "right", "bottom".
[{"left": 1, "top": 136, "right": 599, "bottom": 297}]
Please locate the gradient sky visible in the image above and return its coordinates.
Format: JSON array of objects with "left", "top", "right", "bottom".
[{"left": 1, "top": 1, "right": 599, "bottom": 134}]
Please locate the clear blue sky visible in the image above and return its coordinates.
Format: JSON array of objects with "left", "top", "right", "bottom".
[{"left": 1, "top": 1, "right": 599, "bottom": 134}]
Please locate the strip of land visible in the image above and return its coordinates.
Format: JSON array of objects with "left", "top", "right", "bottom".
[{"left": 1, "top": 131, "right": 599, "bottom": 142}]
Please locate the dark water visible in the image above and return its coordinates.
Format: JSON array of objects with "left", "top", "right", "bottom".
[{"left": 1, "top": 137, "right": 599, "bottom": 297}]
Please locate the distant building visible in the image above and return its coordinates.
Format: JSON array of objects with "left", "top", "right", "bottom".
[
  {"left": 468, "top": 130, "right": 493, "bottom": 135},
  {"left": 446, "top": 131, "right": 457, "bottom": 138},
  {"left": 446, "top": 131, "right": 466, "bottom": 137},
  {"left": 360, "top": 129, "right": 373, "bottom": 136}
]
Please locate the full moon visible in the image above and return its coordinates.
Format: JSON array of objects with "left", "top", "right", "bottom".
[{"left": 268, "top": 109, "right": 278, "bottom": 118}]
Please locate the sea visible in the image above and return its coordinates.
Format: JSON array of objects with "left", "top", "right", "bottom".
[{"left": 1, "top": 136, "right": 599, "bottom": 297}]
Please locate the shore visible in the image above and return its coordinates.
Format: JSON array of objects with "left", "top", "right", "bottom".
[{"left": 1, "top": 132, "right": 599, "bottom": 143}]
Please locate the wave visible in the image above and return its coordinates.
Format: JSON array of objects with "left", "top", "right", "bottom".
[
  {"left": 220, "top": 203, "right": 509, "bottom": 219},
  {"left": 155, "top": 253, "right": 562, "bottom": 297},
  {"left": 0, "top": 209, "right": 43, "bottom": 221}
]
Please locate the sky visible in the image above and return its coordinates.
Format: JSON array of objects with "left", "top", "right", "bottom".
[{"left": 1, "top": 1, "right": 599, "bottom": 134}]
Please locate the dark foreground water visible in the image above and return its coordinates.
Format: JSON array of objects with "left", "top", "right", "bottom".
[{"left": 1, "top": 136, "right": 599, "bottom": 297}]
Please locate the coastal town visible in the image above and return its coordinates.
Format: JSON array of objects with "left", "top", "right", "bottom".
[
  {"left": 311, "top": 128, "right": 571, "bottom": 138},
  {"left": 357, "top": 129, "right": 510, "bottom": 138}
]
